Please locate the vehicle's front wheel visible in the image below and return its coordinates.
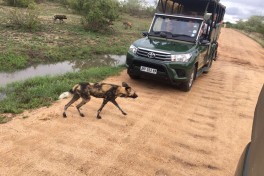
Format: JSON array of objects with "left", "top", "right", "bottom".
[
  {"left": 127, "top": 69, "right": 140, "bottom": 79},
  {"left": 128, "top": 73, "right": 140, "bottom": 79},
  {"left": 181, "top": 67, "right": 197, "bottom": 92},
  {"left": 213, "top": 46, "right": 218, "bottom": 61}
]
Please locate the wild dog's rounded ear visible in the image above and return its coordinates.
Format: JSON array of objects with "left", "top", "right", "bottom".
[{"left": 122, "top": 82, "right": 130, "bottom": 88}]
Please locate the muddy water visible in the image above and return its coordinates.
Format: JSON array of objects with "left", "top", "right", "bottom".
[{"left": 0, "top": 55, "right": 126, "bottom": 87}]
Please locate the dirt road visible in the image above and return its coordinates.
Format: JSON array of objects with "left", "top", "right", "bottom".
[{"left": 0, "top": 28, "right": 264, "bottom": 176}]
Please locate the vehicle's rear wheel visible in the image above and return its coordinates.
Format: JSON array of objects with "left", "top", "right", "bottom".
[{"left": 181, "top": 67, "right": 197, "bottom": 92}]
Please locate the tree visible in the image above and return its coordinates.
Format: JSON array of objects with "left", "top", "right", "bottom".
[
  {"left": 247, "top": 16, "right": 264, "bottom": 35},
  {"left": 232, "top": 15, "right": 264, "bottom": 36}
]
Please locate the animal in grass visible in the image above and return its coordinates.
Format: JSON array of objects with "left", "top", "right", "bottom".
[
  {"left": 123, "top": 21, "right": 132, "bottom": 29},
  {"left": 53, "top": 15, "right": 67, "bottom": 23},
  {"left": 59, "top": 82, "right": 138, "bottom": 119}
]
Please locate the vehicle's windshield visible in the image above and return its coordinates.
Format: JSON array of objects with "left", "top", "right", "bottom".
[{"left": 150, "top": 16, "right": 202, "bottom": 41}]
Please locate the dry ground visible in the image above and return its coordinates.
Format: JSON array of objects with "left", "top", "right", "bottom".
[{"left": 0, "top": 28, "right": 264, "bottom": 176}]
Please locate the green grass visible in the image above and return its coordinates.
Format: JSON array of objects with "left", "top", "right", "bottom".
[
  {"left": 0, "top": 66, "right": 125, "bottom": 114},
  {"left": 0, "top": 53, "right": 28, "bottom": 71},
  {"left": 0, "top": 2, "right": 151, "bottom": 71}
]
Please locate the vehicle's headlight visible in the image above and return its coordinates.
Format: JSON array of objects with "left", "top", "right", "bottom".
[
  {"left": 171, "top": 53, "right": 192, "bottom": 62},
  {"left": 129, "top": 45, "right": 138, "bottom": 54}
]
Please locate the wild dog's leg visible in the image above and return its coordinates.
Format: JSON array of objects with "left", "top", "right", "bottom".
[
  {"left": 63, "top": 94, "right": 80, "bottom": 118},
  {"left": 111, "top": 99, "right": 127, "bottom": 115},
  {"left": 97, "top": 98, "right": 109, "bottom": 119},
  {"left": 76, "top": 93, "right": 91, "bottom": 117}
]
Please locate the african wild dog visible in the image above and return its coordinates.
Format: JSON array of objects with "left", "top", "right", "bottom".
[
  {"left": 123, "top": 21, "right": 132, "bottom": 29},
  {"left": 59, "top": 82, "right": 138, "bottom": 119},
  {"left": 53, "top": 15, "right": 67, "bottom": 23}
]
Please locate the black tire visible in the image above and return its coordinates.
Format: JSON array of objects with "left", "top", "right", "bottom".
[
  {"left": 181, "top": 67, "right": 197, "bottom": 92},
  {"left": 203, "top": 57, "right": 213, "bottom": 74},
  {"left": 213, "top": 43, "right": 218, "bottom": 61},
  {"left": 127, "top": 69, "right": 140, "bottom": 79}
]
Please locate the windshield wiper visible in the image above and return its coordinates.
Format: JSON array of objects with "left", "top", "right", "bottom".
[
  {"left": 152, "top": 31, "right": 175, "bottom": 38},
  {"left": 154, "top": 31, "right": 161, "bottom": 35}
]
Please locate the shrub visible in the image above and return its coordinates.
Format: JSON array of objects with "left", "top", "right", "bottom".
[
  {"left": 67, "top": 0, "right": 119, "bottom": 32},
  {"left": 233, "top": 16, "right": 264, "bottom": 36},
  {"left": 7, "top": 7, "right": 42, "bottom": 31},
  {"left": 3, "top": 0, "right": 35, "bottom": 7}
]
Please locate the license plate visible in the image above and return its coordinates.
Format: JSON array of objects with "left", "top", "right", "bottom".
[{"left": 140, "top": 66, "right": 157, "bottom": 74}]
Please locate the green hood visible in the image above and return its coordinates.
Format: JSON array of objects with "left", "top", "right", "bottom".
[{"left": 133, "top": 37, "right": 196, "bottom": 54}]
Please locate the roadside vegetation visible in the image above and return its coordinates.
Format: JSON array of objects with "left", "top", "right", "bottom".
[{"left": 225, "top": 16, "right": 264, "bottom": 47}]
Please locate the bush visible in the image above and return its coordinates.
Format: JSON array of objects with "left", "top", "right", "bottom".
[
  {"left": 233, "top": 16, "right": 264, "bottom": 36},
  {"left": 72, "top": 0, "right": 119, "bottom": 32},
  {"left": 7, "top": 7, "right": 42, "bottom": 31},
  {"left": 3, "top": 0, "right": 35, "bottom": 7}
]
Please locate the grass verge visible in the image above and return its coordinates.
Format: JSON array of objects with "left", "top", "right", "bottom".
[
  {"left": 0, "top": 66, "right": 125, "bottom": 114},
  {"left": 238, "top": 30, "right": 264, "bottom": 47}
]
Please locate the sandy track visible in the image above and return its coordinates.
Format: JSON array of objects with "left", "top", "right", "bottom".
[{"left": 0, "top": 28, "right": 264, "bottom": 176}]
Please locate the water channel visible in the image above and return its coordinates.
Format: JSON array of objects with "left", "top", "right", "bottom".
[{"left": 0, "top": 55, "right": 126, "bottom": 88}]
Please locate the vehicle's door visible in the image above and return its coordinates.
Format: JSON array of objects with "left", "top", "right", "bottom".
[{"left": 197, "top": 43, "right": 210, "bottom": 70}]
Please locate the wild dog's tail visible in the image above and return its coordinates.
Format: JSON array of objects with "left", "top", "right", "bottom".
[
  {"left": 59, "top": 91, "right": 71, "bottom": 99},
  {"left": 59, "top": 85, "right": 77, "bottom": 99}
]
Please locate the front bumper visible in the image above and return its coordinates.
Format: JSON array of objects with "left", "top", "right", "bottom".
[{"left": 126, "top": 52, "right": 195, "bottom": 85}]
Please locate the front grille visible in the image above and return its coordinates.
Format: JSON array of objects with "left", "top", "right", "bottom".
[{"left": 136, "top": 48, "right": 171, "bottom": 61}]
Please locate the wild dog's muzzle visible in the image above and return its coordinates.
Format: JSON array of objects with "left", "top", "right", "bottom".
[{"left": 132, "top": 93, "right": 138, "bottom": 98}]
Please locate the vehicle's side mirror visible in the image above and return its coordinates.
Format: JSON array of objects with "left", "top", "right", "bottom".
[
  {"left": 200, "top": 39, "right": 210, "bottom": 45},
  {"left": 142, "top": 31, "right": 148, "bottom": 37}
]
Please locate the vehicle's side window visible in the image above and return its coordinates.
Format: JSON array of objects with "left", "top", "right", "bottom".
[
  {"left": 152, "top": 17, "right": 163, "bottom": 32},
  {"left": 199, "top": 23, "right": 207, "bottom": 39}
]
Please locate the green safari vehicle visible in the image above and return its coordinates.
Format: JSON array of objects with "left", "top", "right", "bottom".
[{"left": 126, "top": 0, "right": 225, "bottom": 91}]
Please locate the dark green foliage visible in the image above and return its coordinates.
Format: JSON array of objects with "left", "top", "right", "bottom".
[
  {"left": 3, "top": 0, "right": 35, "bottom": 7},
  {"left": 224, "top": 22, "right": 233, "bottom": 28},
  {"left": 232, "top": 16, "right": 264, "bottom": 36},
  {"left": 67, "top": 0, "right": 120, "bottom": 32}
]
